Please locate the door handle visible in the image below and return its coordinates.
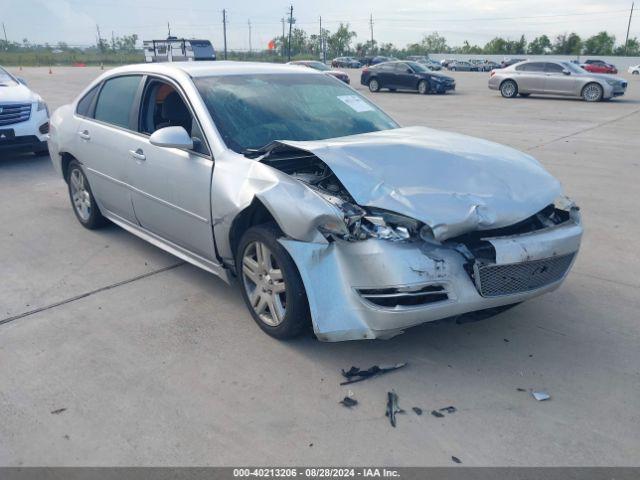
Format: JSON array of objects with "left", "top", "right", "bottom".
[
  {"left": 78, "top": 130, "right": 90, "bottom": 140},
  {"left": 129, "top": 149, "right": 146, "bottom": 161}
]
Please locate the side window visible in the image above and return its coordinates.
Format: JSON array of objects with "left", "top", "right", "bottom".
[
  {"left": 94, "top": 75, "right": 142, "bottom": 129},
  {"left": 545, "top": 63, "right": 564, "bottom": 73},
  {"left": 517, "top": 63, "right": 545, "bottom": 72},
  {"left": 76, "top": 84, "right": 100, "bottom": 117},
  {"left": 139, "top": 78, "right": 210, "bottom": 156},
  {"left": 396, "top": 63, "right": 411, "bottom": 73}
]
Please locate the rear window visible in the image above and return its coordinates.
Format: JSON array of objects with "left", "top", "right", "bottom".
[{"left": 94, "top": 75, "right": 142, "bottom": 129}]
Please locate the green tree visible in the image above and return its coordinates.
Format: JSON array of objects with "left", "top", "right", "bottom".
[
  {"left": 484, "top": 37, "right": 509, "bottom": 54},
  {"left": 327, "top": 23, "right": 357, "bottom": 56},
  {"left": 528, "top": 35, "right": 552, "bottom": 54},
  {"left": 420, "top": 32, "right": 448, "bottom": 53},
  {"left": 553, "top": 32, "right": 582, "bottom": 55},
  {"left": 583, "top": 31, "right": 615, "bottom": 55},
  {"left": 614, "top": 37, "right": 640, "bottom": 55}
]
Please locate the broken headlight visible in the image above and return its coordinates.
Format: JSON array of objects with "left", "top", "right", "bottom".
[{"left": 316, "top": 191, "right": 420, "bottom": 242}]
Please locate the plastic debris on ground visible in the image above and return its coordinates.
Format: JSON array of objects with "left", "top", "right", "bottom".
[
  {"left": 412, "top": 407, "right": 423, "bottom": 415},
  {"left": 451, "top": 456, "right": 462, "bottom": 464},
  {"left": 339, "top": 397, "right": 358, "bottom": 408},
  {"left": 340, "top": 363, "right": 407, "bottom": 385},
  {"left": 431, "top": 410, "right": 445, "bottom": 418},
  {"left": 439, "top": 406, "right": 457, "bottom": 414},
  {"left": 385, "top": 390, "right": 405, "bottom": 427},
  {"left": 532, "top": 391, "right": 551, "bottom": 401}
]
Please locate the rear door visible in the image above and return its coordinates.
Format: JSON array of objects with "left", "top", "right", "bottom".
[
  {"left": 74, "top": 74, "right": 143, "bottom": 224},
  {"left": 544, "top": 62, "right": 577, "bottom": 95},
  {"left": 375, "top": 63, "right": 397, "bottom": 89},
  {"left": 515, "top": 62, "right": 546, "bottom": 93},
  {"left": 126, "top": 76, "right": 217, "bottom": 261}
]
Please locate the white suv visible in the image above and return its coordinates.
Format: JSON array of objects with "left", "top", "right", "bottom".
[{"left": 0, "top": 66, "right": 49, "bottom": 156}]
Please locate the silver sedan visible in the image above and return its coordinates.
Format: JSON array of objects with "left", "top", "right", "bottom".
[
  {"left": 48, "top": 62, "right": 582, "bottom": 341},
  {"left": 489, "top": 60, "right": 628, "bottom": 101}
]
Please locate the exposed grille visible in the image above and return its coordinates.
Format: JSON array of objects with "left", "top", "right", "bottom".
[
  {"left": 475, "top": 253, "right": 575, "bottom": 297},
  {"left": 357, "top": 284, "right": 448, "bottom": 309},
  {"left": 0, "top": 103, "right": 32, "bottom": 126}
]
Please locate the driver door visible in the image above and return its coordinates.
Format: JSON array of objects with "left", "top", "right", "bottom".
[{"left": 126, "top": 76, "right": 217, "bottom": 261}]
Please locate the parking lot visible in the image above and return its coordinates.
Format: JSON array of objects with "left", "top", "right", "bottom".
[{"left": 1, "top": 66, "right": 639, "bottom": 466}]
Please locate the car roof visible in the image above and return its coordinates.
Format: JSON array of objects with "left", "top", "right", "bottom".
[{"left": 102, "top": 61, "right": 321, "bottom": 78}]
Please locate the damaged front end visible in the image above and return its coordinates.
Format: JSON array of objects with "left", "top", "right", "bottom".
[{"left": 251, "top": 130, "right": 582, "bottom": 342}]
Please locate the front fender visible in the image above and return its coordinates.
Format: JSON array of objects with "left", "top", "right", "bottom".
[{"left": 211, "top": 152, "right": 342, "bottom": 263}]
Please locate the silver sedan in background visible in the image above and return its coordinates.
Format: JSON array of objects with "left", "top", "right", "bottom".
[
  {"left": 48, "top": 62, "right": 582, "bottom": 342},
  {"left": 489, "top": 60, "right": 628, "bottom": 101}
]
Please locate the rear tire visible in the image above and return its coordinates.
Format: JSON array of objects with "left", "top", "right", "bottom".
[
  {"left": 236, "top": 223, "right": 310, "bottom": 340},
  {"left": 66, "top": 160, "right": 108, "bottom": 230},
  {"left": 368, "top": 78, "right": 380, "bottom": 92},
  {"left": 500, "top": 79, "right": 518, "bottom": 98},
  {"left": 582, "top": 82, "right": 603, "bottom": 102}
]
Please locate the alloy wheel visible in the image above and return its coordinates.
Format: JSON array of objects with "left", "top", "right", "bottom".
[
  {"left": 69, "top": 168, "right": 92, "bottom": 221},
  {"left": 501, "top": 81, "right": 517, "bottom": 98},
  {"left": 241, "top": 241, "right": 287, "bottom": 327},
  {"left": 583, "top": 84, "right": 602, "bottom": 102}
]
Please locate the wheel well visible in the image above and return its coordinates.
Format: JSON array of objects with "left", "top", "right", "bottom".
[
  {"left": 499, "top": 78, "right": 516, "bottom": 89},
  {"left": 60, "top": 152, "right": 77, "bottom": 182},
  {"left": 229, "top": 198, "right": 281, "bottom": 264}
]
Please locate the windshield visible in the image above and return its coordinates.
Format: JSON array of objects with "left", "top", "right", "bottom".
[
  {"left": 194, "top": 73, "right": 398, "bottom": 153},
  {"left": 405, "top": 61, "right": 429, "bottom": 73},
  {"left": 305, "top": 62, "right": 330, "bottom": 71},
  {"left": 561, "top": 62, "right": 586, "bottom": 74},
  {"left": 0, "top": 67, "right": 17, "bottom": 85}
]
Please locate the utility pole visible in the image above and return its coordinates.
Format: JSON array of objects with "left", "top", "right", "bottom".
[
  {"left": 319, "top": 16, "right": 323, "bottom": 62},
  {"left": 625, "top": 2, "right": 635, "bottom": 55},
  {"left": 287, "top": 5, "right": 293, "bottom": 61},
  {"left": 2, "top": 23, "right": 7, "bottom": 49},
  {"left": 167, "top": 22, "right": 171, "bottom": 37},
  {"left": 369, "top": 13, "right": 374, "bottom": 52},
  {"left": 96, "top": 24, "right": 102, "bottom": 48},
  {"left": 248, "top": 20, "right": 252, "bottom": 54},
  {"left": 281, "top": 17, "right": 285, "bottom": 57},
  {"left": 111, "top": 31, "right": 115, "bottom": 50},
  {"left": 222, "top": 9, "right": 228, "bottom": 60}
]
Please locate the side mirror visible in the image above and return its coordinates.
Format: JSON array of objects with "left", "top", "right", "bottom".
[
  {"left": 149, "top": 126, "right": 193, "bottom": 150},
  {"left": 17, "top": 77, "right": 28, "bottom": 86},
  {"left": 562, "top": 69, "right": 571, "bottom": 75},
  {"left": 406, "top": 68, "right": 413, "bottom": 74}
]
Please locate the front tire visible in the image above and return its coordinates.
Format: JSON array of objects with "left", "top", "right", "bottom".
[
  {"left": 368, "top": 78, "right": 380, "bottom": 92},
  {"left": 582, "top": 82, "right": 603, "bottom": 102},
  {"left": 237, "top": 224, "right": 309, "bottom": 339},
  {"left": 500, "top": 79, "right": 518, "bottom": 98},
  {"left": 66, "top": 160, "right": 107, "bottom": 229},
  {"left": 418, "top": 80, "right": 429, "bottom": 94}
]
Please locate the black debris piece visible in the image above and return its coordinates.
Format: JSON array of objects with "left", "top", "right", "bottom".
[
  {"left": 50, "top": 408, "right": 67, "bottom": 415},
  {"left": 517, "top": 388, "right": 527, "bottom": 392},
  {"left": 431, "top": 410, "right": 444, "bottom": 418},
  {"left": 452, "top": 456, "right": 462, "bottom": 464},
  {"left": 340, "top": 397, "right": 358, "bottom": 408},
  {"left": 439, "top": 406, "right": 457, "bottom": 414},
  {"left": 340, "top": 363, "right": 407, "bottom": 385},
  {"left": 412, "top": 407, "right": 423, "bottom": 415},
  {"left": 309, "top": 443, "right": 314, "bottom": 447},
  {"left": 503, "top": 338, "right": 510, "bottom": 343},
  {"left": 385, "top": 391, "right": 404, "bottom": 427}
]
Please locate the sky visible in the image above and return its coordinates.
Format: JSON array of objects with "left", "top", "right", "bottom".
[{"left": 2, "top": 0, "right": 637, "bottom": 50}]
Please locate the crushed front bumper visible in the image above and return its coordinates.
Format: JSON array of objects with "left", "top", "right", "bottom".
[{"left": 280, "top": 217, "right": 582, "bottom": 342}]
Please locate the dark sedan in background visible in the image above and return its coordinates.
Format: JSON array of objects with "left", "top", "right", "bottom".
[
  {"left": 288, "top": 60, "right": 350, "bottom": 84},
  {"left": 331, "top": 57, "right": 361, "bottom": 68},
  {"left": 361, "top": 61, "right": 455, "bottom": 94}
]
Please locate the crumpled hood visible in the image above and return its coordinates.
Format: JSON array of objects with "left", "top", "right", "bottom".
[
  {"left": 277, "top": 126, "right": 562, "bottom": 240},
  {"left": 0, "top": 82, "right": 37, "bottom": 103}
]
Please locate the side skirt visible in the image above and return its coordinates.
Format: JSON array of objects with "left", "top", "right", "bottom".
[{"left": 103, "top": 211, "right": 232, "bottom": 285}]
